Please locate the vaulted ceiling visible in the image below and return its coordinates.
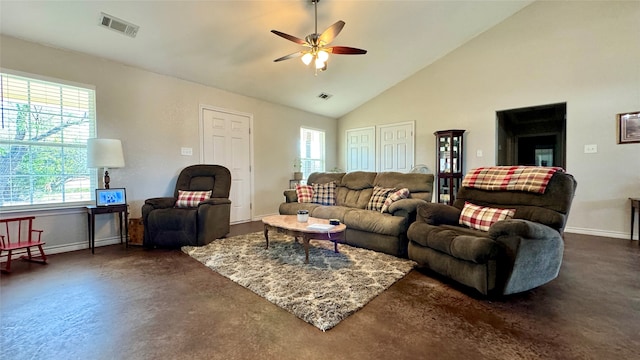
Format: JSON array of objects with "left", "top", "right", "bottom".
[{"left": 0, "top": 1, "right": 533, "bottom": 118}]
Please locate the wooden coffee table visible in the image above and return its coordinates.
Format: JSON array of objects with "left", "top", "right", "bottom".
[{"left": 262, "top": 215, "right": 347, "bottom": 264}]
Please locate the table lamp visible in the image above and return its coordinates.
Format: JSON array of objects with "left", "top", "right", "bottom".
[{"left": 87, "top": 138, "right": 125, "bottom": 189}]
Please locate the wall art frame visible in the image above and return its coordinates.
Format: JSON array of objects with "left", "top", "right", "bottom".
[{"left": 617, "top": 111, "right": 640, "bottom": 144}]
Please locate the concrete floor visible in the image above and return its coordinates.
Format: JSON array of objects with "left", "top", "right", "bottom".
[{"left": 1, "top": 222, "right": 639, "bottom": 360}]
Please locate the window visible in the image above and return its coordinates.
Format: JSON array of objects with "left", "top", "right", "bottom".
[
  {"left": 0, "top": 71, "right": 96, "bottom": 208},
  {"left": 300, "top": 127, "right": 325, "bottom": 179}
]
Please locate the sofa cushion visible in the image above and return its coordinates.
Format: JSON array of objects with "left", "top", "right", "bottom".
[
  {"left": 279, "top": 202, "right": 322, "bottom": 216},
  {"left": 343, "top": 209, "right": 406, "bottom": 237},
  {"left": 341, "top": 171, "right": 377, "bottom": 190},
  {"left": 459, "top": 202, "right": 515, "bottom": 231},
  {"left": 336, "top": 187, "right": 373, "bottom": 209},
  {"left": 175, "top": 190, "right": 212, "bottom": 208},
  {"left": 374, "top": 172, "right": 434, "bottom": 201},
  {"left": 296, "top": 184, "right": 313, "bottom": 203},
  {"left": 310, "top": 205, "right": 352, "bottom": 222},
  {"left": 312, "top": 182, "right": 336, "bottom": 205},
  {"left": 408, "top": 223, "right": 497, "bottom": 263},
  {"left": 381, "top": 188, "right": 410, "bottom": 213},
  {"left": 307, "top": 172, "right": 345, "bottom": 186},
  {"left": 366, "top": 186, "right": 396, "bottom": 211}
]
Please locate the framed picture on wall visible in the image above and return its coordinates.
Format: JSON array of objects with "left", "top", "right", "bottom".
[{"left": 617, "top": 111, "right": 640, "bottom": 144}]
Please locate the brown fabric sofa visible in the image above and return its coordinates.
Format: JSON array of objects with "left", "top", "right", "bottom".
[
  {"left": 407, "top": 170, "right": 577, "bottom": 295},
  {"left": 279, "top": 171, "right": 434, "bottom": 257}
]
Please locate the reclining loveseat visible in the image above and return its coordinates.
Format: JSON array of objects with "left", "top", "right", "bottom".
[{"left": 407, "top": 166, "right": 577, "bottom": 295}]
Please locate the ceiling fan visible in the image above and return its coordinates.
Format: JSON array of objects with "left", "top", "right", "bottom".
[{"left": 271, "top": 0, "right": 367, "bottom": 74}]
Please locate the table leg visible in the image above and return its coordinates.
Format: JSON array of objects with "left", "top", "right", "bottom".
[
  {"left": 631, "top": 202, "right": 636, "bottom": 241},
  {"left": 118, "top": 211, "right": 123, "bottom": 244},
  {"left": 87, "top": 212, "right": 91, "bottom": 252},
  {"left": 90, "top": 212, "right": 96, "bottom": 254},
  {"left": 264, "top": 225, "right": 270, "bottom": 249},
  {"left": 303, "top": 235, "right": 310, "bottom": 264},
  {"left": 333, "top": 232, "right": 344, "bottom": 253},
  {"left": 124, "top": 210, "right": 129, "bottom": 248}
]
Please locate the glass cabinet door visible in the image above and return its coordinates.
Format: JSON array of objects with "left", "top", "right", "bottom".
[
  {"left": 435, "top": 130, "right": 465, "bottom": 205},
  {"left": 438, "top": 136, "right": 450, "bottom": 173}
]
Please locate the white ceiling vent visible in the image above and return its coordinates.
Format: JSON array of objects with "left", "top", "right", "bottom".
[
  {"left": 99, "top": 12, "right": 139, "bottom": 38},
  {"left": 317, "top": 93, "right": 333, "bottom": 100}
]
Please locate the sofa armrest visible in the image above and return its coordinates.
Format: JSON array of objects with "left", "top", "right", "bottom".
[
  {"left": 488, "top": 219, "right": 564, "bottom": 295},
  {"left": 387, "top": 198, "right": 427, "bottom": 215},
  {"left": 488, "top": 219, "right": 559, "bottom": 240},
  {"left": 144, "top": 197, "right": 176, "bottom": 209},
  {"left": 200, "top": 198, "right": 232, "bottom": 206},
  {"left": 283, "top": 189, "right": 297, "bottom": 203},
  {"left": 415, "top": 202, "right": 461, "bottom": 226}
]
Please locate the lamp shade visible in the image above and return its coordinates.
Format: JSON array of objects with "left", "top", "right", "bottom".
[{"left": 87, "top": 138, "right": 125, "bottom": 168}]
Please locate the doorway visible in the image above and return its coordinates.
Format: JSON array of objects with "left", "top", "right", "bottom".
[
  {"left": 497, "top": 103, "right": 566, "bottom": 168},
  {"left": 200, "top": 106, "right": 253, "bottom": 224}
]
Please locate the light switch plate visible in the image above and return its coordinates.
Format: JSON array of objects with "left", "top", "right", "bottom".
[
  {"left": 584, "top": 144, "right": 597, "bottom": 153},
  {"left": 181, "top": 147, "right": 193, "bottom": 156},
  {"left": 476, "top": 150, "right": 483, "bottom": 157}
]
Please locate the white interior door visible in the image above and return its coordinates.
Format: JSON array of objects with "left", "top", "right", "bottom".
[
  {"left": 201, "top": 106, "right": 252, "bottom": 224},
  {"left": 346, "top": 127, "right": 375, "bottom": 172},
  {"left": 376, "top": 121, "right": 415, "bottom": 172}
]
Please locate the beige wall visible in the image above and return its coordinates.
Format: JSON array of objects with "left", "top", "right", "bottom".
[
  {"left": 0, "top": 35, "right": 337, "bottom": 252},
  {"left": 338, "top": 1, "right": 640, "bottom": 238}
]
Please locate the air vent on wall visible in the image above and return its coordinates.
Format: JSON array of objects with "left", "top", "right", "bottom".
[
  {"left": 99, "top": 12, "right": 139, "bottom": 38},
  {"left": 317, "top": 93, "right": 333, "bottom": 100}
]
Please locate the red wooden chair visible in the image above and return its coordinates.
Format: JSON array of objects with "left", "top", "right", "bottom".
[{"left": 0, "top": 216, "right": 47, "bottom": 273}]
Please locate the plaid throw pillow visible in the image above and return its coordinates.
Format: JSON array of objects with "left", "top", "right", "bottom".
[
  {"left": 311, "top": 182, "right": 336, "bottom": 206},
  {"left": 459, "top": 202, "right": 516, "bottom": 231},
  {"left": 366, "top": 186, "right": 396, "bottom": 212},
  {"left": 296, "top": 184, "right": 314, "bottom": 203},
  {"left": 380, "top": 188, "right": 410, "bottom": 213},
  {"left": 175, "top": 190, "right": 212, "bottom": 208}
]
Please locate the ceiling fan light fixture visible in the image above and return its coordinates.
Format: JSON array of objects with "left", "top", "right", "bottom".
[
  {"left": 271, "top": 0, "right": 366, "bottom": 73},
  {"left": 301, "top": 53, "right": 314, "bottom": 65},
  {"left": 317, "top": 50, "right": 329, "bottom": 62}
]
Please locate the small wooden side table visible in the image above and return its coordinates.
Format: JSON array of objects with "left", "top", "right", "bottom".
[
  {"left": 630, "top": 198, "right": 640, "bottom": 242},
  {"left": 86, "top": 204, "right": 129, "bottom": 254}
]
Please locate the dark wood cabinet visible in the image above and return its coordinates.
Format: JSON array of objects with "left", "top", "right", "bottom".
[{"left": 435, "top": 130, "right": 465, "bottom": 205}]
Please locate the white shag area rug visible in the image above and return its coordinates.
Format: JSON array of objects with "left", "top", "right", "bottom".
[{"left": 182, "top": 231, "right": 415, "bottom": 331}]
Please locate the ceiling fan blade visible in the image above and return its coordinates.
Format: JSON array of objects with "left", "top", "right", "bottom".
[
  {"left": 318, "top": 20, "right": 345, "bottom": 46},
  {"left": 271, "top": 30, "right": 307, "bottom": 45},
  {"left": 274, "top": 52, "right": 304, "bottom": 62},
  {"left": 326, "top": 46, "right": 367, "bottom": 55}
]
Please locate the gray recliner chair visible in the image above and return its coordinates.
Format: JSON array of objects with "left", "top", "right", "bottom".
[
  {"left": 407, "top": 168, "right": 577, "bottom": 296},
  {"left": 142, "top": 165, "right": 231, "bottom": 248}
]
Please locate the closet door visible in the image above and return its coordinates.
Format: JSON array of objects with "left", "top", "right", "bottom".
[
  {"left": 377, "top": 121, "right": 415, "bottom": 172},
  {"left": 346, "top": 127, "right": 375, "bottom": 172}
]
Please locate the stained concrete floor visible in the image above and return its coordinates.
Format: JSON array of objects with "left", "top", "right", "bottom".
[{"left": 1, "top": 222, "right": 639, "bottom": 360}]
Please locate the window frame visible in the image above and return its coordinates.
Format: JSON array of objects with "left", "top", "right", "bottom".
[
  {"left": 0, "top": 69, "right": 97, "bottom": 210},
  {"left": 299, "top": 127, "right": 325, "bottom": 180}
]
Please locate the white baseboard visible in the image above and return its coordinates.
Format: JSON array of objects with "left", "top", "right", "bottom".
[
  {"left": 564, "top": 226, "right": 636, "bottom": 241},
  {"left": 43, "top": 236, "right": 126, "bottom": 255},
  {"left": 252, "top": 213, "right": 278, "bottom": 221}
]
